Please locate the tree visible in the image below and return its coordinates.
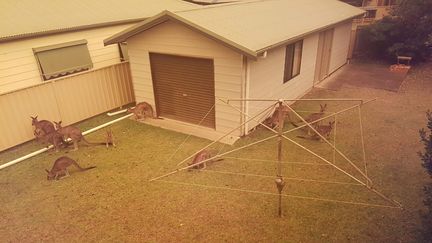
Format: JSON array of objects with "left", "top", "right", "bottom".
[
  {"left": 360, "top": 0, "right": 432, "bottom": 62},
  {"left": 419, "top": 110, "right": 432, "bottom": 241}
]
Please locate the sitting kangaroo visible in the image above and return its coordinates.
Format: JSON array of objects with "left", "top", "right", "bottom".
[
  {"left": 127, "top": 102, "right": 158, "bottom": 120},
  {"left": 54, "top": 121, "right": 104, "bottom": 151},
  {"left": 297, "top": 121, "right": 335, "bottom": 141},
  {"left": 46, "top": 156, "right": 96, "bottom": 180},
  {"left": 188, "top": 150, "right": 223, "bottom": 170},
  {"left": 31, "top": 116, "right": 55, "bottom": 138},
  {"left": 291, "top": 104, "right": 327, "bottom": 135}
]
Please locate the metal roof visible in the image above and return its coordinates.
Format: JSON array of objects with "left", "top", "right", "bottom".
[
  {"left": 104, "top": 0, "right": 364, "bottom": 58},
  {"left": 0, "top": 0, "right": 199, "bottom": 42}
]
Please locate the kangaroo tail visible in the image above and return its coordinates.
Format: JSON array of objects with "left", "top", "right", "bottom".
[
  {"left": 81, "top": 166, "right": 96, "bottom": 171},
  {"left": 291, "top": 121, "right": 300, "bottom": 127},
  {"left": 72, "top": 161, "right": 96, "bottom": 171},
  {"left": 81, "top": 136, "right": 106, "bottom": 146}
]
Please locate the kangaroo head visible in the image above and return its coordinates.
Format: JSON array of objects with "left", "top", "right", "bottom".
[
  {"left": 320, "top": 104, "right": 327, "bottom": 113},
  {"left": 30, "top": 116, "right": 38, "bottom": 125},
  {"left": 54, "top": 121, "right": 62, "bottom": 129},
  {"left": 46, "top": 169, "right": 55, "bottom": 180}
]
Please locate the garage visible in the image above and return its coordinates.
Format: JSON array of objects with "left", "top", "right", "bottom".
[{"left": 149, "top": 53, "right": 216, "bottom": 128}]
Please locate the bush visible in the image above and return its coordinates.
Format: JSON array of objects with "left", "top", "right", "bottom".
[{"left": 419, "top": 110, "right": 432, "bottom": 241}]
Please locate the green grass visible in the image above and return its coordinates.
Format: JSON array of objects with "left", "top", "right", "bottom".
[{"left": 1, "top": 62, "right": 432, "bottom": 242}]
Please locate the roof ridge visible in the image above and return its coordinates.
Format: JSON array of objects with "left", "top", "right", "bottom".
[{"left": 174, "top": 0, "right": 276, "bottom": 13}]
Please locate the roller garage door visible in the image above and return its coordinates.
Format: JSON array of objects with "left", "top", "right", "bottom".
[{"left": 149, "top": 53, "right": 216, "bottom": 128}]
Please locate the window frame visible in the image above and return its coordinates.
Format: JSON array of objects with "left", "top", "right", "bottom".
[{"left": 283, "top": 40, "right": 303, "bottom": 83}]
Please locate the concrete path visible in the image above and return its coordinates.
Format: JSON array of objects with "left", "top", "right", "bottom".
[{"left": 318, "top": 62, "right": 409, "bottom": 92}]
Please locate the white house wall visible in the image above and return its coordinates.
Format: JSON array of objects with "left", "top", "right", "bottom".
[
  {"left": 127, "top": 20, "right": 243, "bottom": 136},
  {"left": 246, "top": 33, "right": 319, "bottom": 130},
  {"left": 329, "top": 21, "right": 352, "bottom": 74},
  {"left": 0, "top": 23, "right": 133, "bottom": 94}
]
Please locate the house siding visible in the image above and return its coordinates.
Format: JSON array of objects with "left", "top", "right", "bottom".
[
  {"left": 127, "top": 20, "right": 243, "bottom": 136},
  {"left": 0, "top": 23, "right": 133, "bottom": 94},
  {"left": 246, "top": 33, "right": 319, "bottom": 130},
  {"left": 329, "top": 21, "right": 352, "bottom": 74}
]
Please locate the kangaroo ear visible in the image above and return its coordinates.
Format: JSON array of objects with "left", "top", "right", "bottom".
[{"left": 45, "top": 169, "right": 49, "bottom": 174}]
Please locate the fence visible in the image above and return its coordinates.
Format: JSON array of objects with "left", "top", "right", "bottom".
[{"left": 0, "top": 62, "right": 134, "bottom": 151}]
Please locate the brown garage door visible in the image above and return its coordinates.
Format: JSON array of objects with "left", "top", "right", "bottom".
[{"left": 150, "top": 53, "right": 215, "bottom": 128}]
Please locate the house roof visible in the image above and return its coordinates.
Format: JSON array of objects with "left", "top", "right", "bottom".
[
  {"left": 104, "top": 0, "right": 364, "bottom": 58},
  {"left": 0, "top": 0, "right": 199, "bottom": 42}
]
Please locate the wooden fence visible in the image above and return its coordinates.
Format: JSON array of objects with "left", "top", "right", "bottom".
[{"left": 0, "top": 62, "right": 134, "bottom": 151}]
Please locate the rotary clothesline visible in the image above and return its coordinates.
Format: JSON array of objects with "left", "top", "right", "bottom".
[{"left": 150, "top": 97, "right": 401, "bottom": 209}]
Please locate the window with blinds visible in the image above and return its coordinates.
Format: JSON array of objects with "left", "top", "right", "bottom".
[
  {"left": 283, "top": 40, "right": 303, "bottom": 83},
  {"left": 33, "top": 40, "right": 93, "bottom": 80}
]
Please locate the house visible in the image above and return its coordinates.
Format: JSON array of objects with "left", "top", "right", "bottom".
[
  {"left": 104, "top": 0, "right": 364, "bottom": 143},
  {"left": 0, "top": 0, "right": 200, "bottom": 151},
  {"left": 358, "top": 0, "right": 398, "bottom": 24}
]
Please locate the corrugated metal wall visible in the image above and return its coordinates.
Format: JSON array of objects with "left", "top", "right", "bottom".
[{"left": 0, "top": 62, "right": 134, "bottom": 151}]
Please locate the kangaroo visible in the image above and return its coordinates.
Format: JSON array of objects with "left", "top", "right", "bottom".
[
  {"left": 297, "top": 121, "right": 335, "bottom": 141},
  {"left": 263, "top": 104, "right": 290, "bottom": 130},
  {"left": 188, "top": 150, "right": 223, "bottom": 170},
  {"left": 105, "top": 129, "right": 116, "bottom": 148},
  {"left": 31, "top": 116, "right": 55, "bottom": 137},
  {"left": 291, "top": 104, "right": 327, "bottom": 135},
  {"left": 54, "top": 121, "right": 105, "bottom": 151},
  {"left": 127, "top": 102, "right": 158, "bottom": 120},
  {"left": 34, "top": 128, "right": 70, "bottom": 152},
  {"left": 46, "top": 156, "right": 96, "bottom": 180}
]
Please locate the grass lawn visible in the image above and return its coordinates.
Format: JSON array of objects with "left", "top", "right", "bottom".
[{"left": 1, "top": 62, "right": 432, "bottom": 242}]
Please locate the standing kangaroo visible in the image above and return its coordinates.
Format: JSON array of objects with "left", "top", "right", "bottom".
[
  {"left": 291, "top": 104, "right": 327, "bottom": 135},
  {"left": 46, "top": 156, "right": 96, "bottom": 180},
  {"left": 54, "top": 121, "right": 104, "bottom": 151},
  {"left": 34, "top": 128, "right": 69, "bottom": 152},
  {"left": 31, "top": 116, "right": 55, "bottom": 137},
  {"left": 105, "top": 129, "right": 116, "bottom": 148},
  {"left": 263, "top": 104, "right": 290, "bottom": 130},
  {"left": 127, "top": 102, "right": 157, "bottom": 120}
]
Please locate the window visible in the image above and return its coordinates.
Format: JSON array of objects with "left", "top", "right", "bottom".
[
  {"left": 365, "top": 9, "right": 377, "bottom": 18},
  {"left": 118, "top": 42, "right": 129, "bottom": 62},
  {"left": 283, "top": 40, "right": 303, "bottom": 83},
  {"left": 33, "top": 40, "right": 93, "bottom": 80}
]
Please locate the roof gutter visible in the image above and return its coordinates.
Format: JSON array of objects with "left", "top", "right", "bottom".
[{"left": 256, "top": 13, "right": 365, "bottom": 55}]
